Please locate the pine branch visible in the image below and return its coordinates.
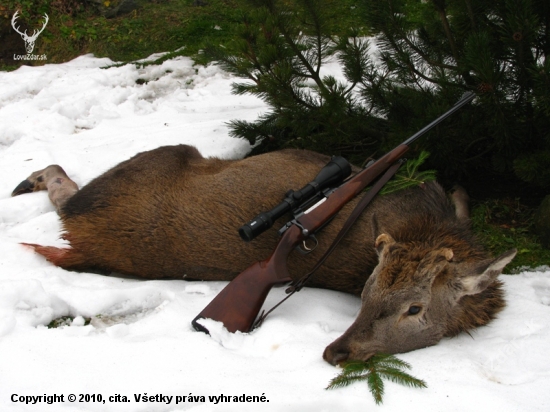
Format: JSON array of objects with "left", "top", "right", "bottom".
[
  {"left": 326, "top": 354, "right": 427, "bottom": 405},
  {"left": 369, "top": 353, "right": 412, "bottom": 370},
  {"left": 381, "top": 151, "right": 436, "bottom": 195},
  {"left": 367, "top": 369, "right": 385, "bottom": 404},
  {"left": 325, "top": 371, "right": 370, "bottom": 389},
  {"left": 378, "top": 366, "right": 427, "bottom": 389}
]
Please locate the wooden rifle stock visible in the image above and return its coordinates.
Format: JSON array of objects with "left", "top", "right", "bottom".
[
  {"left": 192, "top": 224, "right": 303, "bottom": 333},
  {"left": 192, "top": 92, "right": 476, "bottom": 334}
]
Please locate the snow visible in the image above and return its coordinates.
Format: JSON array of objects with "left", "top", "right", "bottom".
[{"left": 1, "top": 55, "right": 549, "bottom": 411}]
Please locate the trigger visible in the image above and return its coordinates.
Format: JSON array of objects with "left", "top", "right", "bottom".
[{"left": 297, "top": 235, "right": 319, "bottom": 255}]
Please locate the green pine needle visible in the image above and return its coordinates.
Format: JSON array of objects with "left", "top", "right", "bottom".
[
  {"left": 380, "top": 151, "right": 437, "bottom": 195},
  {"left": 367, "top": 369, "right": 385, "bottom": 404},
  {"left": 326, "top": 354, "right": 427, "bottom": 405}
]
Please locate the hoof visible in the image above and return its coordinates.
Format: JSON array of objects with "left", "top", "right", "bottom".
[
  {"left": 12, "top": 179, "right": 35, "bottom": 196},
  {"left": 11, "top": 165, "right": 59, "bottom": 196},
  {"left": 10, "top": 166, "right": 77, "bottom": 211}
]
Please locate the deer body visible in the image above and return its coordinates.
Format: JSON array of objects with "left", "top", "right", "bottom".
[{"left": 12, "top": 144, "right": 516, "bottom": 363}]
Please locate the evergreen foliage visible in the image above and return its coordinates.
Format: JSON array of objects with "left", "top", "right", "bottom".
[
  {"left": 381, "top": 151, "right": 437, "bottom": 194},
  {"left": 207, "top": 0, "right": 550, "bottom": 190},
  {"left": 326, "top": 354, "right": 427, "bottom": 405},
  {"left": 204, "top": 0, "right": 387, "bottom": 162},
  {"left": 363, "top": 0, "right": 550, "bottom": 190}
]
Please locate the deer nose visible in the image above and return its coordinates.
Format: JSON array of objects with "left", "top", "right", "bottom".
[{"left": 323, "top": 345, "right": 349, "bottom": 366}]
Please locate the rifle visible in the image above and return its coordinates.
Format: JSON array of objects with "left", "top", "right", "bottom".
[{"left": 192, "top": 91, "right": 476, "bottom": 334}]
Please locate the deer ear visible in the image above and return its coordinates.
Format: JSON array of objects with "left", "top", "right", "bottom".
[{"left": 459, "top": 249, "right": 517, "bottom": 296}]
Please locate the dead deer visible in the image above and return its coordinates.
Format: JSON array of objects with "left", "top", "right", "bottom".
[{"left": 11, "top": 144, "right": 516, "bottom": 364}]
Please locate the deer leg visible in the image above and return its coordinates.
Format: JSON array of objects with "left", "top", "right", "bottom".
[
  {"left": 450, "top": 185, "right": 470, "bottom": 221},
  {"left": 12, "top": 165, "right": 79, "bottom": 215}
]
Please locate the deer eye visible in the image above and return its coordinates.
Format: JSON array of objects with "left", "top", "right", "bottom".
[{"left": 407, "top": 305, "right": 422, "bottom": 316}]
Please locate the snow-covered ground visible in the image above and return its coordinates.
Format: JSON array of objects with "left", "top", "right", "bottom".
[{"left": 0, "top": 55, "right": 549, "bottom": 411}]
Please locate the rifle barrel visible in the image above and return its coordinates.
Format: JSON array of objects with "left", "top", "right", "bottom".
[{"left": 403, "top": 92, "right": 475, "bottom": 146}]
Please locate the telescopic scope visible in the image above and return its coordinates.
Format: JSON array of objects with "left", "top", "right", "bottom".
[{"left": 238, "top": 156, "right": 352, "bottom": 242}]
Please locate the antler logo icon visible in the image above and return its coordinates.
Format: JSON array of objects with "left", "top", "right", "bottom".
[{"left": 11, "top": 11, "right": 49, "bottom": 54}]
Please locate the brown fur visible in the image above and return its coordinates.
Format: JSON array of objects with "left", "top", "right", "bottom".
[{"left": 13, "top": 144, "right": 516, "bottom": 363}]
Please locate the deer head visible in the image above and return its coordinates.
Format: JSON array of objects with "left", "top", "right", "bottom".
[
  {"left": 323, "top": 233, "right": 517, "bottom": 365},
  {"left": 11, "top": 11, "right": 49, "bottom": 54}
]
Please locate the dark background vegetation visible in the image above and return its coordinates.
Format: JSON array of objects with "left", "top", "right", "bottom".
[{"left": 1, "top": 0, "right": 549, "bottom": 269}]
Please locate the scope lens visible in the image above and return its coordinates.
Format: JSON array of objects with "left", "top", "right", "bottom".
[
  {"left": 238, "top": 226, "right": 254, "bottom": 242},
  {"left": 238, "top": 211, "right": 275, "bottom": 241}
]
